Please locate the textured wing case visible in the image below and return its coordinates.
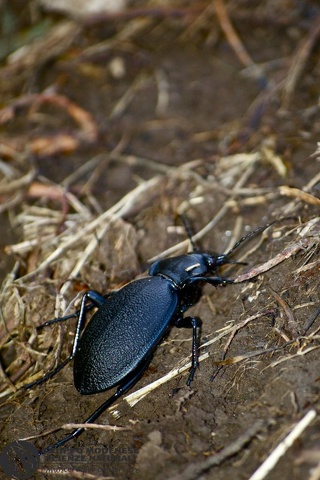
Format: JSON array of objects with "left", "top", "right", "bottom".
[{"left": 74, "top": 276, "right": 178, "bottom": 394}]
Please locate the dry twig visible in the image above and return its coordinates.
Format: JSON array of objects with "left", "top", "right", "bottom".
[
  {"left": 168, "top": 418, "right": 274, "bottom": 480},
  {"left": 249, "top": 410, "right": 317, "bottom": 480}
]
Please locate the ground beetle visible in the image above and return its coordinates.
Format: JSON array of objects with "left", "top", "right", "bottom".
[{"left": 24, "top": 219, "right": 277, "bottom": 455}]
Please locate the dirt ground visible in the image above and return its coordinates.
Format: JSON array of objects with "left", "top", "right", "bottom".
[{"left": 0, "top": 1, "right": 320, "bottom": 479}]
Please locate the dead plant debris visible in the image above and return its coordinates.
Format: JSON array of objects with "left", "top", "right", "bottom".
[{"left": 0, "top": 2, "right": 319, "bottom": 480}]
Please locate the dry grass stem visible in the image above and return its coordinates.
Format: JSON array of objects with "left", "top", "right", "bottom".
[
  {"left": 248, "top": 410, "right": 317, "bottom": 480},
  {"left": 149, "top": 158, "right": 258, "bottom": 262},
  {"left": 168, "top": 418, "right": 274, "bottom": 480},
  {"left": 15, "top": 175, "right": 160, "bottom": 282},
  {"left": 235, "top": 217, "right": 320, "bottom": 283},
  {"left": 117, "top": 312, "right": 286, "bottom": 410},
  {"left": 279, "top": 186, "right": 320, "bottom": 206},
  {"left": 213, "top": 0, "right": 256, "bottom": 70},
  {"left": 282, "top": 16, "right": 320, "bottom": 107}
]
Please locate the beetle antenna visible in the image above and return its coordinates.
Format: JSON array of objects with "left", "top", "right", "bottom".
[
  {"left": 225, "top": 217, "right": 296, "bottom": 257},
  {"left": 225, "top": 221, "right": 276, "bottom": 257},
  {"left": 180, "top": 214, "right": 198, "bottom": 252},
  {"left": 227, "top": 259, "right": 248, "bottom": 266}
]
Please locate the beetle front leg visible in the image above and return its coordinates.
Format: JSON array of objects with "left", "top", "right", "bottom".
[{"left": 175, "top": 316, "right": 202, "bottom": 386}]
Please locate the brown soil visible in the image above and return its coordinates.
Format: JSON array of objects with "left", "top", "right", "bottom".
[{"left": 0, "top": 2, "right": 319, "bottom": 480}]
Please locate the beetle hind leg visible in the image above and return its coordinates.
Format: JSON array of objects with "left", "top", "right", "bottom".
[
  {"left": 38, "top": 354, "right": 153, "bottom": 455},
  {"left": 175, "top": 316, "right": 202, "bottom": 386}
]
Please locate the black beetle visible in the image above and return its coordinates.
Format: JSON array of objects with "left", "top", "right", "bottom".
[{"left": 24, "top": 220, "right": 277, "bottom": 455}]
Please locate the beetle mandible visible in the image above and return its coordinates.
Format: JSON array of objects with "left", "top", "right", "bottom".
[{"left": 24, "top": 219, "right": 277, "bottom": 455}]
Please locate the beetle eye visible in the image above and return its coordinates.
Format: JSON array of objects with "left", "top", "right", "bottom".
[{"left": 207, "top": 256, "right": 218, "bottom": 268}]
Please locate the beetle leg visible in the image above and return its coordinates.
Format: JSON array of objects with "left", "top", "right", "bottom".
[
  {"left": 23, "top": 356, "right": 73, "bottom": 390},
  {"left": 24, "top": 291, "right": 109, "bottom": 390},
  {"left": 37, "top": 291, "right": 115, "bottom": 329},
  {"left": 175, "top": 316, "right": 202, "bottom": 386},
  {"left": 185, "top": 276, "right": 234, "bottom": 288},
  {"left": 202, "top": 276, "right": 234, "bottom": 286},
  {"left": 39, "top": 355, "right": 153, "bottom": 455},
  {"left": 71, "top": 291, "right": 106, "bottom": 357}
]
